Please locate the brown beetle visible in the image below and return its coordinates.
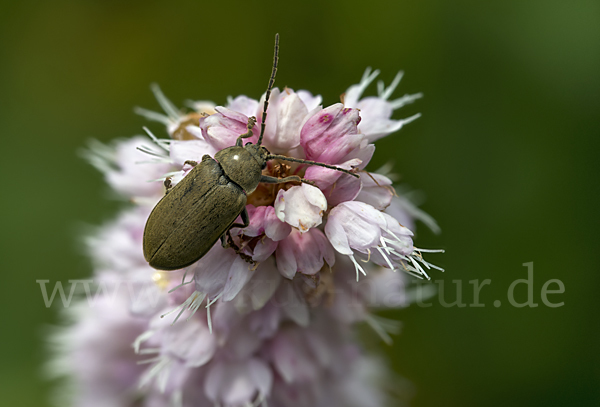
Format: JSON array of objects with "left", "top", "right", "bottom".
[{"left": 143, "top": 34, "right": 358, "bottom": 270}]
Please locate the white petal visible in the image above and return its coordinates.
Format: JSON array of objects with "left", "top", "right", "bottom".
[{"left": 274, "top": 185, "right": 327, "bottom": 233}]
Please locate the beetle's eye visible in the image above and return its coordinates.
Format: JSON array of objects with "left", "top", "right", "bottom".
[
  {"left": 262, "top": 146, "right": 270, "bottom": 155},
  {"left": 245, "top": 142, "right": 253, "bottom": 146},
  {"left": 262, "top": 161, "right": 267, "bottom": 169}
]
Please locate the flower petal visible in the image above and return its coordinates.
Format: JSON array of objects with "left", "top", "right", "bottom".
[
  {"left": 264, "top": 206, "right": 292, "bottom": 241},
  {"left": 355, "top": 173, "right": 394, "bottom": 210},
  {"left": 274, "top": 184, "right": 327, "bottom": 233},
  {"left": 300, "top": 104, "right": 361, "bottom": 162}
]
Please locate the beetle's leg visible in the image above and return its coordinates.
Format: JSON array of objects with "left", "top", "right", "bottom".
[
  {"left": 220, "top": 207, "right": 249, "bottom": 248},
  {"left": 222, "top": 208, "right": 257, "bottom": 265},
  {"left": 260, "top": 174, "right": 316, "bottom": 187},
  {"left": 184, "top": 160, "right": 198, "bottom": 167},
  {"left": 220, "top": 234, "right": 228, "bottom": 248},
  {"left": 163, "top": 177, "right": 173, "bottom": 195},
  {"left": 225, "top": 230, "right": 256, "bottom": 266},
  {"left": 229, "top": 206, "right": 250, "bottom": 229},
  {"left": 235, "top": 116, "right": 257, "bottom": 147}
]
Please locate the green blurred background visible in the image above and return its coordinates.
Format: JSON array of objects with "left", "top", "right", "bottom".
[{"left": 1, "top": 0, "right": 598, "bottom": 406}]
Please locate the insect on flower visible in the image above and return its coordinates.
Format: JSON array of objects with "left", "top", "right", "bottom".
[{"left": 142, "top": 34, "right": 359, "bottom": 271}]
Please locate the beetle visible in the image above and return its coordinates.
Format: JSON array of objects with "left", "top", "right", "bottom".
[{"left": 143, "top": 34, "right": 359, "bottom": 271}]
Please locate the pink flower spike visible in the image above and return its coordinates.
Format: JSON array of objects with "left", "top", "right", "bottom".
[{"left": 274, "top": 184, "right": 327, "bottom": 233}]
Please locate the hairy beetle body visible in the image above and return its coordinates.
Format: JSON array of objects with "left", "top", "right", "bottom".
[{"left": 143, "top": 155, "right": 247, "bottom": 270}]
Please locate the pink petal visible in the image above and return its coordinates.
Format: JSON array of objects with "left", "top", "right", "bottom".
[
  {"left": 300, "top": 103, "right": 361, "bottom": 162},
  {"left": 226, "top": 95, "right": 260, "bottom": 117},
  {"left": 243, "top": 205, "right": 268, "bottom": 237},
  {"left": 248, "top": 358, "right": 273, "bottom": 397},
  {"left": 271, "top": 329, "right": 316, "bottom": 383},
  {"left": 264, "top": 206, "right": 292, "bottom": 241},
  {"left": 304, "top": 158, "right": 362, "bottom": 189},
  {"left": 258, "top": 89, "right": 309, "bottom": 154},
  {"left": 161, "top": 318, "right": 216, "bottom": 367},
  {"left": 277, "top": 282, "right": 309, "bottom": 327},
  {"left": 275, "top": 236, "right": 296, "bottom": 279},
  {"left": 325, "top": 202, "right": 386, "bottom": 254},
  {"left": 201, "top": 106, "right": 259, "bottom": 150},
  {"left": 322, "top": 173, "right": 362, "bottom": 207},
  {"left": 193, "top": 245, "right": 234, "bottom": 297},
  {"left": 222, "top": 255, "right": 256, "bottom": 301},
  {"left": 252, "top": 237, "right": 278, "bottom": 262},
  {"left": 277, "top": 229, "right": 333, "bottom": 276},
  {"left": 355, "top": 173, "right": 394, "bottom": 210},
  {"left": 296, "top": 90, "right": 322, "bottom": 111}
]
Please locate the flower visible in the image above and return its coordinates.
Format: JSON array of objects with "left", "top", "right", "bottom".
[{"left": 50, "top": 66, "right": 442, "bottom": 407}]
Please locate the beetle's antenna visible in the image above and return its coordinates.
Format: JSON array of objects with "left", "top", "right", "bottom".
[
  {"left": 266, "top": 154, "right": 360, "bottom": 178},
  {"left": 257, "top": 33, "right": 279, "bottom": 147}
]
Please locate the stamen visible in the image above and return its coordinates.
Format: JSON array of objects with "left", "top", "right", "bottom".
[
  {"left": 379, "top": 71, "right": 404, "bottom": 100},
  {"left": 133, "top": 330, "right": 156, "bottom": 353},
  {"left": 171, "top": 391, "right": 183, "bottom": 407},
  {"left": 390, "top": 92, "right": 423, "bottom": 110},
  {"left": 136, "top": 146, "right": 169, "bottom": 160},
  {"left": 377, "top": 80, "right": 385, "bottom": 98},
  {"left": 150, "top": 83, "right": 181, "bottom": 121},
  {"left": 168, "top": 270, "right": 193, "bottom": 293},
  {"left": 353, "top": 68, "right": 381, "bottom": 101},
  {"left": 134, "top": 107, "right": 170, "bottom": 125},
  {"left": 377, "top": 246, "right": 394, "bottom": 270},
  {"left": 139, "top": 357, "right": 171, "bottom": 389},
  {"left": 138, "top": 348, "right": 160, "bottom": 355},
  {"left": 350, "top": 255, "right": 367, "bottom": 282},
  {"left": 142, "top": 127, "right": 172, "bottom": 151},
  {"left": 408, "top": 255, "right": 430, "bottom": 280},
  {"left": 412, "top": 254, "right": 445, "bottom": 272},
  {"left": 413, "top": 247, "right": 446, "bottom": 253},
  {"left": 137, "top": 356, "right": 162, "bottom": 365},
  {"left": 161, "top": 291, "right": 206, "bottom": 325},
  {"left": 360, "top": 248, "right": 372, "bottom": 263},
  {"left": 205, "top": 292, "right": 223, "bottom": 334},
  {"left": 364, "top": 314, "right": 398, "bottom": 345}
]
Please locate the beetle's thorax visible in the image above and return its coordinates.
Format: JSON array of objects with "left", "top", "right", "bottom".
[{"left": 215, "top": 145, "right": 266, "bottom": 194}]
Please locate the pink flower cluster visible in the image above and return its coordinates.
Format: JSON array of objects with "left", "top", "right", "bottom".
[{"left": 51, "top": 69, "right": 442, "bottom": 407}]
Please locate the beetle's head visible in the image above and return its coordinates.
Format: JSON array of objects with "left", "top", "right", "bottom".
[{"left": 244, "top": 142, "right": 270, "bottom": 169}]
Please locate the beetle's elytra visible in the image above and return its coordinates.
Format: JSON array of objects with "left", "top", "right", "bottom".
[{"left": 143, "top": 34, "right": 359, "bottom": 271}]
